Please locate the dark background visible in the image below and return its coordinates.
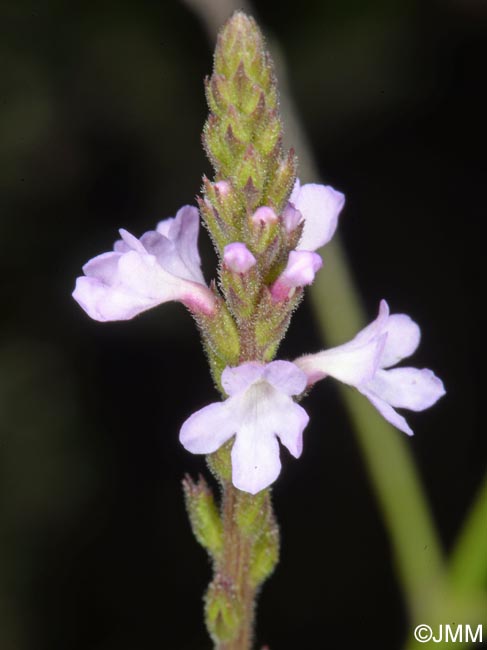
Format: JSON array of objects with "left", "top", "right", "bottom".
[{"left": 0, "top": 1, "right": 485, "bottom": 648}]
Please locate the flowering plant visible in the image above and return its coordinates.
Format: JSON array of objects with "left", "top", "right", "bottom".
[{"left": 73, "top": 13, "right": 444, "bottom": 649}]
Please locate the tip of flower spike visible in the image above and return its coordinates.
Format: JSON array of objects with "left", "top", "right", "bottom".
[
  {"left": 223, "top": 11, "right": 258, "bottom": 38},
  {"left": 215, "top": 11, "right": 269, "bottom": 84}
]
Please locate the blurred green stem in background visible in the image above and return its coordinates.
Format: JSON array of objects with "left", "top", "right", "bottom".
[
  {"left": 450, "top": 474, "right": 487, "bottom": 595},
  {"left": 184, "top": 0, "right": 486, "bottom": 647}
]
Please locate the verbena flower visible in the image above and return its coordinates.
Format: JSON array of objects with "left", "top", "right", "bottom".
[
  {"left": 179, "top": 361, "right": 309, "bottom": 494},
  {"left": 73, "top": 206, "right": 216, "bottom": 321},
  {"left": 295, "top": 300, "right": 446, "bottom": 435},
  {"left": 286, "top": 179, "right": 345, "bottom": 251}
]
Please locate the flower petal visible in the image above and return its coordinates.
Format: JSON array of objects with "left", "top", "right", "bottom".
[
  {"left": 221, "top": 362, "right": 265, "bottom": 396},
  {"left": 294, "top": 335, "right": 386, "bottom": 387},
  {"left": 179, "top": 402, "right": 236, "bottom": 454},
  {"left": 72, "top": 276, "right": 157, "bottom": 322},
  {"left": 289, "top": 178, "right": 302, "bottom": 203},
  {"left": 352, "top": 301, "right": 421, "bottom": 367},
  {"left": 366, "top": 368, "right": 446, "bottom": 411},
  {"left": 291, "top": 182, "right": 345, "bottom": 251},
  {"left": 116, "top": 250, "right": 185, "bottom": 300},
  {"left": 82, "top": 251, "right": 121, "bottom": 283},
  {"left": 155, "top": 217, "right": 174, "bottom": 238},
  {"left": 380, "top": 315, "right": 421, "bottom": 368},
  {"left": 263, "top": 360, "right": 307, "bottom": 396},
  {"left": 352, "top": 299, "right": 390, "bottom": 345},
  {"left": 74, "top": 249, "right": 212, "bottom": 321},
  {"left": 156, "top": 206, "right": 204, "bottom": 284},
  {"left": 359, "top": 387, "right": 414, "bottom": 436},
  {"left": 279, "top": 251, "right": 323, "bottom": 287},
  {"left": 231, "top": 383, "right": 309, "bottom": 493},
  {"left": 231, "top": 428, "right": 281, "bottom": 495},
  {"left": 274, "top": 401, "right": 309, "bottom": 458},
  {"left": 118, "top": 228, "right": 146, "bottom": 253},
  {"left": 74, "top": 251, "right": 171, "bottom": 322},
  {"left": 169, "top": 206, "right": 205, "bottom": 282}
]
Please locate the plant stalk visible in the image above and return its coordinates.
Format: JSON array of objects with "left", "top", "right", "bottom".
[{"left": 217, "top": 482, "right": 256, "bottom": 650}]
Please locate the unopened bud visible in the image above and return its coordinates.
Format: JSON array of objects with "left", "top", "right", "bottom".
[
  {"left": 235, "top": 489, "right": 268, "bottom": 537},
  {"left": 271, "top": 251, "right": 323, "bottom": 301},
  {"left": 249, "top": 520, "right": 280, "bottom": 587},
  {"left": 214, "top": 180, "right": 231, "bottom": 196},
  {"left": 251, "top": 206, "right": 278, "bottom": 226},
  {"left": 183, "top": 475, "right": 223, "bottom": 559},
  {"left": 282, "top": 203, "right": 302, "bottom": 232},
  {"left": 205, "top": 575, "right": 242, "bottom": 642},
  {"left": 223, "top": 242, "right": 257, "bottom": 274}
]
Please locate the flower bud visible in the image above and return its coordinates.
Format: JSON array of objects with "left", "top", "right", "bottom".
[
  {"left": 271, "top": 251, "right": 323, "bottom": 301},
  {"left": 223, "top": 243, "right": 257, "bottom": 274},
  {"left": 235, "top": 489, "right": 268, "bottom": 537},
  {"left": 249, "top": 519, "right": 280, "bottom": 587},
  {"left": 183, "top": 475, "right": 223, "bottom": 559},
  {"left": 251, "top": 206, "right": 278, "bottom": 226},
  {"left": 214, "top": 180, "right": 231, "bottom": 196},
  {"left": 282, "top": 203, "right": 302, "bottom": 232},
  {"left": 205, "top": 575, "right": 242, "bottom": 642}
]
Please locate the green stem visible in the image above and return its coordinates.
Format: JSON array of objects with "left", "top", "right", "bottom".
[
  {"left": 218, "top": 482, "right": 256, "bottom": 650},
  {"left": 449, "top": 473, "right": 487, "bottom": 594}
]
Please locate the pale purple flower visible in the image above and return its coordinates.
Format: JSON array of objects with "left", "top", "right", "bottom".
[
  {"left": 295, "top": 300, "right": 446, "bottom": 435},
  {"left": 73, "top": 206, "right": 216, "bottom": 321},
  {"left": 223, "top": 242, "right": 257, "bottom": 274},
  {"left": 287, "top": 178, "right": 345, "bottom": 251},
  {"left": 271, "top": 250, "right": 323, "bottom": 301},
  {"left": 180, "top": 361, "right": 309, "bottom": 494}
]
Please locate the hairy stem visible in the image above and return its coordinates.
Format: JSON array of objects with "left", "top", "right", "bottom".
[{"left": 217, "top": 482, "right": 256, "bottom": 650}]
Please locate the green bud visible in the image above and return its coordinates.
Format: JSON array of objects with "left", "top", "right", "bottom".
[
  {"left": 235, "top": 489, "right": 268, "bottom": 537},
  {"left": 203, "top": 115, "right": 233, "bottom": 176},
  {"left": 233, "top": 146, "right": 265, "bottom": 201},
  {"left": 220, "top": 267, "right": 261, "bottom": 321},
  {"left": 197, "top": 299, "right": 240, "bottom": 386},
  {"left": 263, "top": 148, "right": 298, "bottom": 213},
  {"left": 207, "top": 440, "right": 233, "bottom": 483},
  {"left": 197, "top": 196, "right": 229, "bottom": 254},
  {"left": 249, "top": 517, "right": 280, "bottom": 588},
  {"left": 255, "top": 109, "right": 281, "bottom": 157},
  {"left": 250, "top": 220, "right": 281, "bottom": 257},
  {"left": 183, "top": 475, "right": 223, "bottom": 559},
  {"left": 205, "top": 575, "right": 242, "bottom": 642},
  {"left": 253, "top": 288, "right": 302, "bottom": 360}
]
